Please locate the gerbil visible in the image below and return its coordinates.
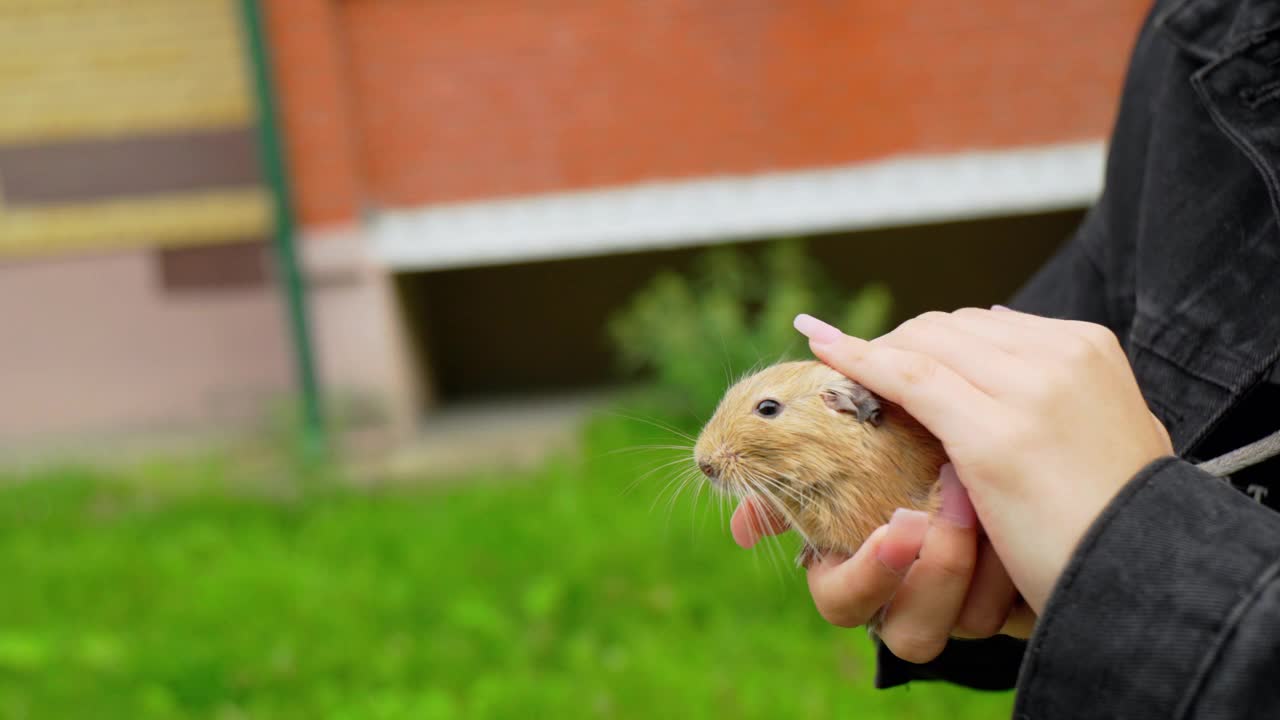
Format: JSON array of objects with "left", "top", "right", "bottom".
[{"left": 693, "top": 360, "right": 947, "bottom": 565}]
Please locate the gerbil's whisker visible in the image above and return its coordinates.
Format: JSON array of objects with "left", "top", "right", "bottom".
[
  {"left": 603, "top": 411, "right": 697, "bottom": 444},
  {"left": 716, "top": 479, "right": 729, "bottom": 536},
  {"left": 768, "top": 505, "right": 814, "bottom": 551},
  {"left": 665, "top": 473, "right": 702, "bottom": 530},
  {"left": 638, "top": 455, "right": 700, "bottom": 483},
  {"left": 626, "top": 455, "right": 698, "bottom": 498},
  {"left": 649, "top": 467, "right": 695, "bottom": 515},
  {"left": 711, "top": 324, "right": 732, "bottom": 393},
  {"left": 751, "top": 476, "right": 804, "bottom": 506},
  {"left": 743, "top": 470, "right": 807, "bottom": 509},
  {"left": 691, "top": 471, "right": 712, "bottom": 542},
  {"left": 771, "top": 340, "right": 797, "bottom": 367},
  {"left": 651, "top": 471, "right": 691, "bottom": 538},
  {"left": 659, "top": 466, "right": 701, "bottom": 518},
  {"left": 744, "top": 333, "right": 765, "bottom": 373},
  {"left": 741, "top": 471, "right": 816, "bottom": 563},
  {"left": 751, "top": 470, "right": 808, "bottom": 508},
  {"left": 700, "top": 472, "right": 727, "bottom": 539},
  {"left": 742, "top": 477, "right": 791, "bottom": 583},
  {"left": 604, "top": 444, "right": 694, "bottom": 457}
]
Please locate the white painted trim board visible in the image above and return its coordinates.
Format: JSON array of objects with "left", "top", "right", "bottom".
[{"left": 371, "top": 141, "right": 1105, "bottom": 271}]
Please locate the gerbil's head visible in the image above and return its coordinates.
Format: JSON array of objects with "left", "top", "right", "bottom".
[
  {"left": 693, "top": 361, "right": 884, "bottom": 498},
  {"left": 691, "top": 360, "right": 945, "bottom": 556}
]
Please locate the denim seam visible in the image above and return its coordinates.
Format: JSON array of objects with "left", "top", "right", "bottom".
[
  {"left": 1143, "top": 392, "right": 1186, "bottom": 427},
  {"left": 1075, "top": 226, "right": 1121, "bottom": 330},
  {"left": 1239, "top": 79, "right": 1280, "bottom": 108},
  {"left": 1185, "top": 52, "right": 1280, "bottom": 453},
  {"left": 1193, "top": 40, "right": 1280, "bottom": 233},
  {"left": 1129, "top": 334, "right": 1238, "bottom": 392},
  {"left": 1155, "top": 0, "right": 1223, "bottom": 61},
  {"left": 1173, "top": 556, "right": 1280, "bottom": 718}
]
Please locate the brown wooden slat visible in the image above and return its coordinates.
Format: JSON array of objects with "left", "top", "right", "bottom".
[
  {"left": 0, "top": 127, "right": 261, "bottom": 206},
  {"left": 155, "top": 240, "right": 271, "bottom": 292}
]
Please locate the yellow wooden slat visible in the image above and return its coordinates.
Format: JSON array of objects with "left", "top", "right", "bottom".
[
  {"left": 0, "top": 188, "right": 271, "bottom": 257},
  {"left": 0, "top": 0, "right": 252, "bottom": 142}
]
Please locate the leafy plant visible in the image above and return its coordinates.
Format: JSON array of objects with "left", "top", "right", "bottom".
[{"left": 608, "top": 240, "right": 893, "bottom": 427}]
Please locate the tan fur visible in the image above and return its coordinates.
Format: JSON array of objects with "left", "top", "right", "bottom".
[{"left": 694, "top": 360, "right": 947, "bottom": 557}]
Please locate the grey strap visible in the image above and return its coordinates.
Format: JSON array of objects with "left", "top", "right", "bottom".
[{"left": 1196, "top": 428, "right": 1280, "bottom": 478}]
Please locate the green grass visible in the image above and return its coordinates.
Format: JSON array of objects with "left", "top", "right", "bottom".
[{"left": 0, "top": 415, "right": 1013, "bottom": 719}]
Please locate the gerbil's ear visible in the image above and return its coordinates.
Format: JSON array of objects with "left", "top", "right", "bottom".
[{"left": 822, "top": 379, "right": 883, "bottom": 426}]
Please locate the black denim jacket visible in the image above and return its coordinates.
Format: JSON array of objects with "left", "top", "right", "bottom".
[{"left": 874, "top": 0, "right": 1280, "bottom": 716}]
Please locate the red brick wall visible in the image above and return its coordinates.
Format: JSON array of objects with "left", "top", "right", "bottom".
[
  {"left": 268, "top": 0, "right": 1150, "bottom": 225},
  {"left": 263, "top": 0, "right": 361, "bottom": 226}
]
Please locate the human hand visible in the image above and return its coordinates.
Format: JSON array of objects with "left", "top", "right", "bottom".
[
  {"left": 794, "top": 308, "right": 1173, "bottom": 613},
  {"left": 732, "top": 462, "right": 1037, "bottom": 663}
]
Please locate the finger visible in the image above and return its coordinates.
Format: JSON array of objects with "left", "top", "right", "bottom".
[
  {"left": 807, "top": 510, "right": 929, "bottom": 627},
  {"left": 875, "top": 312, "right": 1035, "bottom": 396},
  {"left": 992, "top": 305, "right": 1106, "bottom": 342},
  {"left": 984, "top": 305, "right": 1092, "bottom": 345},
  {"left": 877, "top": 465, "right": 979, "bottom": 663},
  {"left": 730, "top": 496, "right": 789, "bottom": 548},
  {"left": 952, "top": 537, "right": 1018, "bottom": 639},
  {"left": 1150, "top": 411, "right": 1174, "bottom": 453},
  {"left": 959, "top": 306, "right": 1094, "bottom": 358},
  {"left": 999, "top": 599, "right": 1038, "bottom": 639},
  {"left": 989, "top": 304, "right": 1052, "bottom": 326},
  {"left": 948, "top": 307, "right": 1054, "bottom": 354},
  {"left": 793, "top": 315, "right": 1003, "bottom": 443},
  {"left": 962, "top": 307, "right": 1141, "bottom": 386},
  {"left": 794, "top": 314, "right": 1003, "bottom": 441},
  {"left": 989, "top": 306, "right": 1130, "bottom": 371}
]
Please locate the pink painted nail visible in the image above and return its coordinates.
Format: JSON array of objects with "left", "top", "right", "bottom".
[
  {"left": 991, "top": 304, "right": 1013, "bottom": 312},
  {"left": 937, "top": 463, "right": 976, "bottom": 528},
  {"left": 889, "top": 508, "right": 930, "bottom": 536},
  {"left": 876, "top": 508, "right": 929, "bottom": 574},
  {"left": 794, "top": 314, "right": 844, "bottom": 344},
  {"left": 876, "top": 547, "right": 914, "bottom": 575}
]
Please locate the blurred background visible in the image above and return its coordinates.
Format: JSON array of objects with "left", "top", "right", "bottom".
[{"left": 0, "top": 0, "right": 1147, "bottom": 717}]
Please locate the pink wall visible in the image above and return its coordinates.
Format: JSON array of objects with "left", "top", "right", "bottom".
[
  {"left": 0, "top": 251, "right": 293, "bottom": 445},
  {"left": 0, "top": 239, "right": 419, "bottom": 453}
]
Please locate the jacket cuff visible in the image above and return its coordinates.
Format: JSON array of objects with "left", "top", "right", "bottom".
[
  {"left": 875, "top": 635, "right": 1025, "bottom": 690},
  {"left": 1015, "top": 457, "right": 1280, "bottom": 718}
]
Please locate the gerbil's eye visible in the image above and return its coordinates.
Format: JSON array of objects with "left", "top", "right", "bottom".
[{"left": 754, "top": 399, "right": 783, "bottom": 418}]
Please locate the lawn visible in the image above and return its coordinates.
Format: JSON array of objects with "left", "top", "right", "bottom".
[{"left": 0, "top": 414, "right": 1014, "bottom": 719}]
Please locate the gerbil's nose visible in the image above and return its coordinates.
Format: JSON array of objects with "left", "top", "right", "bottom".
[{"left": 698, "top": 460, "right": 718, "bottom": 480}]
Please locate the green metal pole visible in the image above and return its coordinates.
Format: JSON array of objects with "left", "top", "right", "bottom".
[{"left": 238, "top": 0, "right": 327, "bottom": 459}]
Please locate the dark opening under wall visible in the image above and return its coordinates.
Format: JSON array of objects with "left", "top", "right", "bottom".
[{"left": 394, "top": 208, "right": 1084, "bottom": 405}]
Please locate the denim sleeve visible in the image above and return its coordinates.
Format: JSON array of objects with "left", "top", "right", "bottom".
[
  {"left": 874, "top": 635, "right": 1026, "bottom": 690},
  {"left": 1008, "top": 203, "right": 1115, "bottom": 327},
  {"left": 873, "top": 210, "right": 1113, "bottom": 692},
  {"left": 1015, "top": 457, "right": 1280, "bottom": 719}
]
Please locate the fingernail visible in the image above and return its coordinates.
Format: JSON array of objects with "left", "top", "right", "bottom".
[
  {"left": 875, "top": 538, "right": 916, "bottom": 571},
  {"left": 889, "top": 508, "right": 930, "bottom": 536},
  {"left": 937, "top": 463, "right": 976, "bottom": 528},
  {"left": 876, "top": 539, "right": 915, "bottom": 575},
  {"left": 794, "top": 314, "right": 845, "bottom": 345},
  {"left": 991, "top": 304, "right": 1013, "bottom": 312},
  {"left": 876, "top": 508, "right": 929, "bottom": 574}
]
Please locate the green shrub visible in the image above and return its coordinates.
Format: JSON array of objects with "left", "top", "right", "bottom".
[{"left": 608, "top": 240, "right": 892, "bottom": 429}]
